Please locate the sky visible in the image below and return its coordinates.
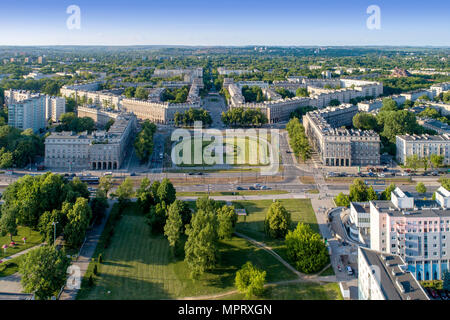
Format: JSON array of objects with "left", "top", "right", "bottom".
[{"left": 0, "top": 0, "right": 449, "bottom": 46}]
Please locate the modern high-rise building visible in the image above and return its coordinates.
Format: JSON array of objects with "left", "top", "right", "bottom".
[
  {"left": 370, "top": 187, "right": 450, "bottom": 281},
  {"left": 45, "top": 96, "right": 66, "bottom": 122},
  {"left": 5, "top": 89, "right": 46, "bottom": 132}
]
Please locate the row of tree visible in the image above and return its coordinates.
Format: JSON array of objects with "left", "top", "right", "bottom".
[
  {"left": 334, "top": 179, "right": 395, "bottom": 207},
  {"left": 286, "top": 117, "right": 312, "bottom": 161},
  {"left": 0, "top": 173, "right": 103, "bottom": 249},
  {"left": 0, "top": 125, "right": 44, "bottom": 169},
  {"left": 174, "top": 108, "right": 212, "bottom": 127},
  {"left": 134, "top": 120, "right": 157, "bottom": 162},
  {"left": 221, "top": 107, "right": 268, "bottom": 128},
  {"left": 55, "top": 112, "right": 96, "bottom": 133}
]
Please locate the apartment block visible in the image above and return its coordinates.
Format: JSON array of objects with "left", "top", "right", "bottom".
[
  {"left": 370, "top": 187, "right": 450, "bottom": 281},
  {"left": 396, "top": 134, "right": 450, "bottom": 165}
]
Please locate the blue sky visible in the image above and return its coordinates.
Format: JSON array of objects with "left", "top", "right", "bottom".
[{"left": 0, "top": 0, "right": 449, "bottom": 46}]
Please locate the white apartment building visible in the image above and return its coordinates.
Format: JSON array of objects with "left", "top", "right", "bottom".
[
  {"left": 370, "top": 187, "right": 450, "bottom": 280},
  {"left": 350, "top": 202, "right": 371, "bottom": 236},
  {"left": 5, "top": 89, "right": 46, "bottom": 132},
  {"left": 396, "top": 134, "right": 450, "bottom": 165},
  {"left": 45, "top": 96, "right": 66, "bottom": 122},
  {"left": 358, "top": 247, "right": 429, "bottom": 300}
]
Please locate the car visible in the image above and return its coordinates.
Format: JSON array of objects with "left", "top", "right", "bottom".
[
  {"left": 346, "top": 266, "right": 354, "bottom": 276},
  {"left": 427, "top": 288, "right": 440, "bottom": 299},
  {"left": 432, "top": 171, "right": 439, "bottom": 176},
  {"left": 401, "top": 172, "right": 410, "bottom": 176},
  {"left": 378, "top": 173, "right": 386, "bottom": 177},
  {"left": 130, "top": 172, "right": 136, "bottom": 176},
  {"left": 188, "top": 172, "right": 195, "bottom": 175},
  {"left": 236, "top": 186, "right": 244, "bottom": 190},
  {"left": 261, "top": 185, "right": 269, "bottom": 190},
  {"left": 337, "top": 265, "right": 342, "bottom": 272},
  {"left": 197, "top": 172, "right": 203, "bottom": 176},
  {"left": 368, "top": 172, "right": 375, "bottom": 177},
  {"left": 249, "top": 186, "right": 256, "bottom": 190}
]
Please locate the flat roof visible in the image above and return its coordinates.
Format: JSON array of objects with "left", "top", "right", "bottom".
[
  {"left": 351, "top": 202, "right": 370, "bottom": 214},
  {"left": 359, "top": 247, "right": 429, "bottom": 300},
  {"left": 371, "top": 200, "right": 450, "bottom": 218}
]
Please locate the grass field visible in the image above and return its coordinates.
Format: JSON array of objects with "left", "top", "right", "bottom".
[
  {"left": 173, "top": 136, "right": 271, "bottom": 167},
  {"left": 0, "top": 256, "right": 24, "bottom": 277},
  {"left": 232, "top": 199, "right": 319, "bottom": 265},
  {"left": 0, "top": 226, "right": 42, "bottom": 260},
  {"left": 218, "top": 282, "right": 343, "bottom": 300},
  {"left": 78, "top": 204, "right": 298, "bottom": 300}
]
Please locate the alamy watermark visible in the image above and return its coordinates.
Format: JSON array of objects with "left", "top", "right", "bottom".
[
  {"left": 171, "top": 121, "right": 280, "bottom": 175},
  {"left": 366, "top": 5, "right": 381, "bottom": 30},
  {"left": 66, "top": 5, "right": 81, "bottom": 30},
  {"left": 66, "top": 265, "right": 81, "bottom": 290}
]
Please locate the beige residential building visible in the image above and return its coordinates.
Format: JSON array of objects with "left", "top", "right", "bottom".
[
  {"left": 44, "top": 113, "right": 137, "bottom": 171},
  {"left": 303, "top": 104, "right": 381, "bottom": 167}
]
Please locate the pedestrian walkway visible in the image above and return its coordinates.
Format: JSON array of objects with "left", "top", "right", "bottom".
[
  {"left": 59, "top": 200, "right": 115, "bottom": 300},
  {"left": 0, "top": 243, "right": 45, "bottom": 264}
]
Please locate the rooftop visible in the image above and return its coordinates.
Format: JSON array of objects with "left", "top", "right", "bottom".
[{"left": 359, "top": 247, "right": 429, "bottom": 300}]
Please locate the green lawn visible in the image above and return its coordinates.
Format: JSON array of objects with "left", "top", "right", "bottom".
[
  {"left": 0, "top": 226, "right": 42, "bottom": 260},
  {"left": 218, "top": 282, "right": 343, "bottom": 300},
  {"left": 232, "top": 199, "right": 319, "bottom": 265},
  {"left": 0, "top": 256, "right": 23, "bottom": 277},
  {"left": 78, "top": 204, "right": 298, "bottom": 300}
]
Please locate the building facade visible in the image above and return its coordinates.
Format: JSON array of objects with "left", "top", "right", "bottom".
[
  {"left": 45, "top": 96, "right": 66, "bottom": 122},
  {"left": 44, "top": 113, "right": 137, "bottom": 170},
  {"left": 358, "top": 247, "right": 429, "bottom": 300},
  {"left": 396, "top": 134, "right": 450, "bottom": 165},
  {"left": 5, "top": 89, "right": 46, "bottom": 132},
  {"left": 370, "top": 187, "right": 450, "bottom": 281},
  {"left": 303, "top": 104, "right": 381, "bottom": 167}
]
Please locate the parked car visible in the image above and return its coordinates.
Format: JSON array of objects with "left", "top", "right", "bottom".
[
  {"left": 432, "top": 171, "right": 439, "bottom": 176},
  {"left": 346, "top": 266, "right": 354, "bottom": 276},
  {"left": 236, "top": 186, "right": 244, "bottom": 190},
  {"left": 378, "top": 173, "right": 386, "bottom": 177},
  {"left": 368, "top": 172, "right": 375, "bottom": 177},
  {"left": 249, "top": 186, "right": 256, "bottom": 190},
  {"left": 429, "top": 289, "right": 440, "bottom": 299},
  {"left": 130, "top": 172, "right": 136, "bottom": 176}
]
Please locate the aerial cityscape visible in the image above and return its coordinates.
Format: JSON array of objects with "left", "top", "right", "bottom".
[{"left": 0, "top": 0, "right": 449, "bottom": 312}]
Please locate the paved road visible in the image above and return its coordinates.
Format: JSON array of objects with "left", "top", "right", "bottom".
[{"left": 59, "top": 199, "right": 115, "bottom": 300}]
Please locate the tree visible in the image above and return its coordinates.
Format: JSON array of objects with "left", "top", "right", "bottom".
[
  {"left": 134, "top": 120, "right": 156, "bottom": 162},
  {"left": 439, "top": 177, "right": 450, "bottom": 191},
  {"left": 64, "top": 197, "right": 92, "bottom": 247},
  {"left": 184, "top": 209, "right": 218, "bottom": 278},
  {"left": 430, "top": 154, "right": 444, "bottom": 168},
  {"left": 164, "top": 200, "right": 184, "bottom": 254},
  {"left": 235, "top": 262, "right": 266, "bottom": 299},
  {"left": 367, "top": 186, "right": 378, "bottom": 201},
  {"left": 380, "top": 98, "right": 398, "bottom": 112},
  {"left": 405, "top": 154, "right": 421, "bottom": 171},
  {"left": 349, "top": 179, "right": 369, "bottom": 202},
  {"left": 135, "top": 87, "right": 149, "bottom": 100},
  {"left": 147, "top": 202, "right": 168, "bottom": 234},
  {"left": 295, "top": 87, "right": 309, "bottom": 97},
  {"left": 285, "top": 223, "right": 329, "bottom": 274},
  {"left": 264, "top": 201, "right": 291, "bottom": 239},
  {"left": 114, "top": 177, "right": 134, "bottom": 208},
  {"left": 99, "top": 175, "right": 113, "bottom": 197},
  {"left": 286, "top": 117, "right": 312, "bottom": 161},
  {"left": 352, "top": 113, "right": 378, "bottom": 131},
  {"left": 380, "top": 184, "right": 396, "bottom": 200},
  {"left": 90, "top": 189, "right": 109, "bottom": 224},
  {"left": 329, "top": 99, "right": 340, "bottom": 106},
  {"left": 157, "top": 178, "right": 176, "bottom": 205},
  {"left": 0, "top": 206, "right": 17, "bottom": 241},
  {"left": 37, "top": 209, "right": 65, "bottom": 245},
  {"left": 124, "top": 87, "right": 136, "bottom": 98},
  {"left": 217, "top": 205, "right": 237, "bottom": 240},
  {"left": 334, "top": 193, "right": 350, "bottom": 207},
  {"left": 136, "top": 177, "right": 154, "bottom": 213},
  {"left": 19, "top": 246, "right": 71, "bottom": 300},
  {"left": 416, "top": 182, "right": 427, "bottom": 194}
]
